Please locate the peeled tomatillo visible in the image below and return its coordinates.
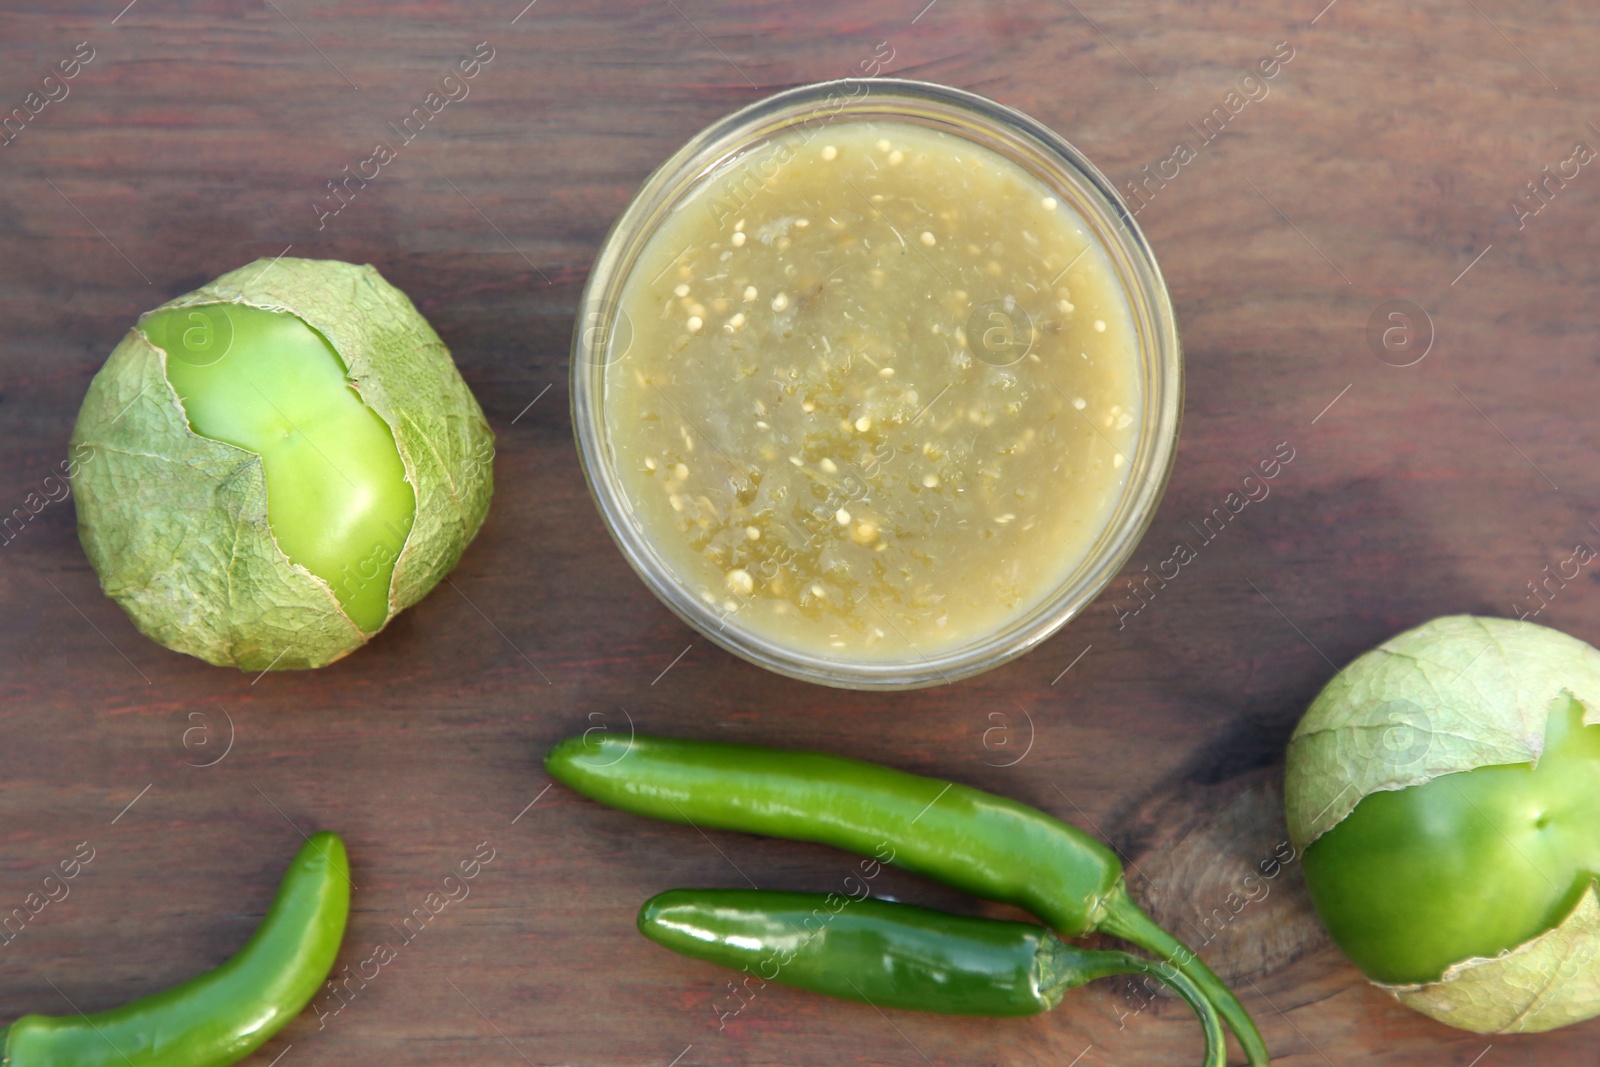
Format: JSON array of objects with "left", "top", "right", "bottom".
[
  {"left": 1286, "top": 615, "right": 1600, "bottom": 1033},
  {"left": 1304, "top": 693, "right": 1600, "bottom": 986},
  {"left": 147, "top": 305, "right": 414, "bottom": 632},
  {"left": 71, "top": 258, "right": 494, "bottom": 671}
]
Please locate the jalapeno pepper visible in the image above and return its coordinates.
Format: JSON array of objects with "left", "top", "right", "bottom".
[
  {"left": 641, "top": 888, "right": 1226, "bottom": 1067},
  {"left": 546, "top": 734, "right": 1268, "bottom": 1066},
  {"left": 1, "top": 832, "right": 350, "bottom": 1067}
]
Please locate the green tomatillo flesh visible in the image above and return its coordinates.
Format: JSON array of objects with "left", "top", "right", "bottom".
[
  {"left": 1304, "top": 693, "right": 1600, "bottom": 986},
  {"left": 144, "top": 304, "right": 414, "bottom": 632},
  {"left": 2, "top": 833, "right": 349, "bottom": 1067}
]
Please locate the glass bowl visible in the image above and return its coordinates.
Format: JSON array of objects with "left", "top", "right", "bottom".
[{"left": 570, "top": 77, "right": 1181, "bottom": 690}]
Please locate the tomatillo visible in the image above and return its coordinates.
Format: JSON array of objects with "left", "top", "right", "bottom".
[
  {"left": 71, "top": 259, "right": 494, "bottom": 670},
  {"left": 1286, "top": 615, "right": 1600, "bottom": 1033}
]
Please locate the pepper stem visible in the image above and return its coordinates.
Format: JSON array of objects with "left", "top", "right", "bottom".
[
  {"left": 1099, "top": 884, "right": 1270, "bottom": 1066},
  {"left": 1040, "top": 938, "right": 1226, "bottom": 1067}
]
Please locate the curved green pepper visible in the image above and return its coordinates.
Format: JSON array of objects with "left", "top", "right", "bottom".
[
  {"left": 546, "top": 734, "right": 1268, "bottom": 1066},
  {"left": 1304, "top": 693, "right": 1600, "bottom": 985},
  {"left": 641, "top": 888, "right": 1227, "bottom": 1067},
  {"left": 145, "top": 303, "right": 415, "bottom": 632},
  {"left": 2, "top": 832, "right": 350, "bottom": 1067}
]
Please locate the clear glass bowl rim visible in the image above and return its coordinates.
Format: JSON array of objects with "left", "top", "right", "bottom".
[{"left": 570, "top": 77, "right": 1182, "bottom": 690}]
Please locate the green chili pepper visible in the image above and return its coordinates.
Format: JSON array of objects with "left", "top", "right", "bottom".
[
  {"left": 546, "top": 734, "right": 1268, "bottom": 1067},
  {"left": 1, "top": 832, "right": 349, "bottom": 1067},
  {"left": 641, "top": 889, "right": 1226, "bottom": 1067}
]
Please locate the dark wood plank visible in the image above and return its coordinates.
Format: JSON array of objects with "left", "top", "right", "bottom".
[{"left": 2, "top": 0, "right": 1596, "bottom": 1063}]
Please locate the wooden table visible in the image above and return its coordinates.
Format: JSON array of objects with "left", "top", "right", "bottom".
[{"left": 1, "top": 1, "right": 1594, "bottom": 1063}]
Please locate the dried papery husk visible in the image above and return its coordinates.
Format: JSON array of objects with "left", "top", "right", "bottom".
[
  {"left": 1287, "top": 615, "right": 1600, "bottom": 846},
  {"left": 1379, "top": 882, "right": 1600, "bottom": 1034}
]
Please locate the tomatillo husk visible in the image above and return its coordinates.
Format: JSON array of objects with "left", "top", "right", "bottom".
[
  {"left": 1285, "top": 615, "right": 1600, "bottom": 1033},
  {"left": 70, "top": 258, "right": 493, "bottom": 671}
]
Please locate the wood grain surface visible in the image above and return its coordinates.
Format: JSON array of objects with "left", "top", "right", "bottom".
[{"left": 2, "top": 1, "right": 1597, "bottom": 1064}]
